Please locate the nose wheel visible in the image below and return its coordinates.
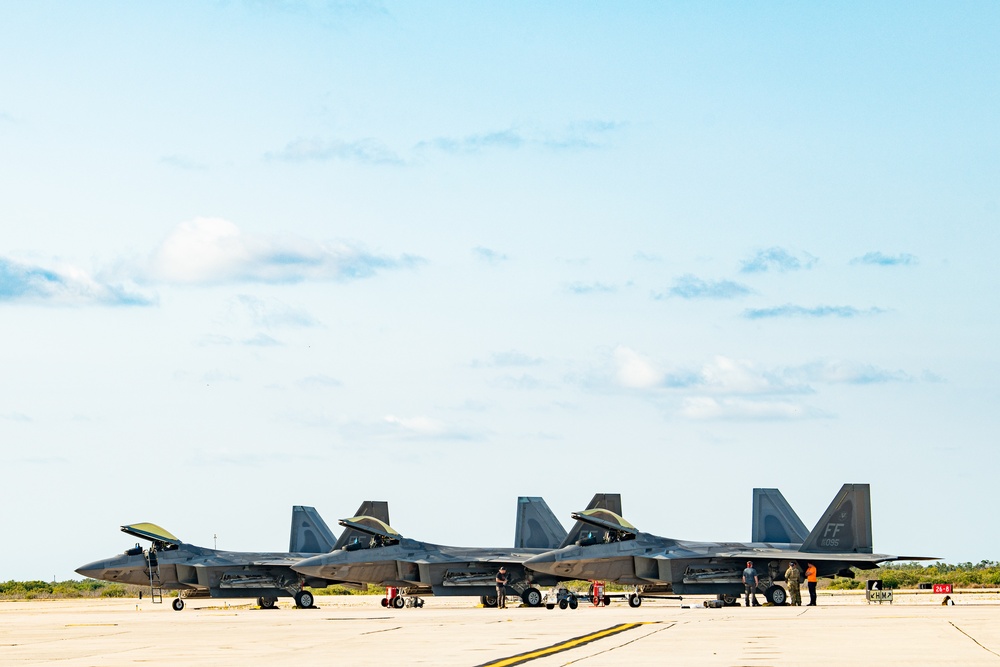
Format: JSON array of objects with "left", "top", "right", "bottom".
[{"left": 171, "top": 597, "right": 184, "bottom": 611}]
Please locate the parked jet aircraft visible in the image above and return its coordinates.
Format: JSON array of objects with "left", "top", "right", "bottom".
[
  {"left": 292, "top": 495, "right": 620, "bottom": 608},
  {"left": 525, "top": 484, "right": 935, "bottom": 606},
  {"left": 76, "top": 503, "right": 388, "bottom": 610}
]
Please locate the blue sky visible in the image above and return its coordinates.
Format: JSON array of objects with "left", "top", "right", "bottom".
[{"left": 1, "top": 1, "right": 998, "bottom": 580}]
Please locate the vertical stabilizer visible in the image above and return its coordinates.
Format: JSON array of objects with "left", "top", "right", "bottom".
[
  {"left": 752, "top": 488, "right": 809, "bottom": 543},
  {"left": 289, "top": 506, "right": 337, "bottom": 553},
  {"left": 333, "top": 501, "right": 391, "bottom": 550},
  {"left": 800, "top": 484, "right": 873, "bottom": 554},
  {"left": 515, "top": 497, "right": 567, "bottom": 549},
  {"left": 559, "top": 493, "right": 623, "bottom": 548}
]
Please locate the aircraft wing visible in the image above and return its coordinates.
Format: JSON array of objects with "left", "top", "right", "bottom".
[
  {"left": 248, "top": 556, "right": 306, "bottom": 567},
  {"left": 711, "top": 548, "right": 936, "bottom": 564}
]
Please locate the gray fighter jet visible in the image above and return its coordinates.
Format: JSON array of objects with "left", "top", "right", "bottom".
[
  {"left": 525, "top": 484, "right": 935, "bottom": 606},
  {"left": 76, "top": 502, "right": 388, "bottom": 610},
  {"left": 292, "top": 495, "right": 621, "bottom": 608}
]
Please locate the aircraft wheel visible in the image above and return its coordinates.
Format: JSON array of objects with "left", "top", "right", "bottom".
[
  {"left": 558, "top": 599, "right": 568, "bottom": 610},
  {"left": 392, "top": 595, "right": 405, "bottom": 609},
  {"left": 381, "top": 597, "right": 389, "bottom": 607},
  {"left": 720, "top": 594, "right": 739, "bottom": 606},
  {"left": 568, "top": 597, "right": 579, "bottom": 610},
  {"left": 765, "top": 585, "right": 787, "bottom": 606},
  {"left": 482, "top": 595, "right": 498, "bottom": 608},
  {"left": 521, "top": 587, "right": 543, "bottom": 607},
  {"left": 172, "top": 597, "right": 184, "bottom": 611},
  {"left": 603, "top": 595, "right": 611, "bottom": 606},
  {"left": 295, "top": 591, "right": 314, "bottom": 608},
  {"left": 259, "top": 596, "right": 277, "bottom": 609},
  {"left": 628, "top": 594, "right": 642, "bottom": 608}
]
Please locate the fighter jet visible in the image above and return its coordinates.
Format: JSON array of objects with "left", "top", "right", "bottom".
[
  {"left": 525, "top": 484, "right": 935, "bottom": 606},
  {"left": 292, "top": 495, "right": 621, "bottom": 608},
  {"left": 76, "top": 502, "right": 388, "bottom": 610}
]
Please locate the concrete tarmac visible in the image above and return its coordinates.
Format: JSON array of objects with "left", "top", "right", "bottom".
[{"left": 3, "top": 592, "right": 1000, "bottom": 666}]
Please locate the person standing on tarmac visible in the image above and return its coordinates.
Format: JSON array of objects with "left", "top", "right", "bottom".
[
  {"left": 495, "top": 566, "right": 509, "bottom": 609},
  {"left": 742, "top": 561, "right": 761, "bottom": 607},
  {"left": 806, "top": 562, "right": 818, "bottom": 606},
  {"left": 785, "top": 562, "right": 802, "bottom": 606}
]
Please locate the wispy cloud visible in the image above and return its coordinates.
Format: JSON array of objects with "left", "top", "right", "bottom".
[
  {"left": 418, "top": 120, "right": 626, "bottom": 155},
  {"left": 850, "top": 251, "right": 918, "bottom": 266},
  {"left": 242, "top": 332, "right": 283, "bottom": 346},
  {"left": 656, "top": 274, "right": 752, "bottom": 300},
  {"left": 742, "top": 304, "right": 886, "bottom": 319},
  {"left": 382, "top": 414, "right": 475, "bottom": 440},
  {"left": 473, "top": 246, "right": 508, "bottom": 263},
  {"left": 680, "top": 397, "right": 825, "bottom": 421},
  {"left": 790, "top": 360, "right": 911, "bottom": 384},
  {"left": 740, "top": 247, "right": 817, "bottom": 273},
  {"left": 234, "top": 295, "right": 319, "bottom": 328},
  {"left": 145, "top": 218, "right": 421, "bottom": 285},
  {"left": 481, "top": 350, "right": 543, "bottom": 368},
  {"left": 265, "top": 137, "right": 405, "bottom": 165},
  {"left": 567, "top": 281, "right": 616, "bottom": 295},
  {"left": 159, "top": 154, "right": 208, "bottom": 171},
  {"left": 0, "top": 257, "right": 153, "bottom": 307}
]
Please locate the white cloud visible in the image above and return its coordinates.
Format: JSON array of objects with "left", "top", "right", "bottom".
[
  {"left": 613, "top": 346, "right": 664, "bottom": 388},
  {"left": 384, "top": 414, "right": 447, "bottom": 436},
  {"left": 697, "top": 355, "right": 805, "bottom": 394},
  {"left": 0, "top": 256, "right": 153, "bottom": 307},
  {"left": 146, "top": 217, "right": 420, "bottom": 285},
  {"left": 680, "top": 397, "right": 819, "bottom": 420}
]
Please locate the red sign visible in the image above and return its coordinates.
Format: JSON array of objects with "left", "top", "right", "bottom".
[{"left": 933, "top": 584, "right": 953, "bottom": 594}]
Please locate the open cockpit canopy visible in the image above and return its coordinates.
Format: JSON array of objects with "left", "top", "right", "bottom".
[
  {"left": 571, "top": 508, "right": 639, "bottom": 540},
  {"left": 120, "top": 522, "right": 181, "bottom": 547},
  {"left": 338, "top": 515, "right": 401, "bottom": 540}
]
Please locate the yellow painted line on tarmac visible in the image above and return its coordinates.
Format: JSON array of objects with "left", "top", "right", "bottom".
[{"left": 476, "top": 622, "right": 652, "bottom": 667}]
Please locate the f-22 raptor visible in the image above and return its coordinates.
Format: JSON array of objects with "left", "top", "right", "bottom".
[
  {"left": 292, "top": 495, "right": 621, "bottom": 608},
  {"left": 76, "top": 503, "right": 387, "bottom": 610},
  {"left": 525, "top": 484, "right": 935, "bottom": 606}
]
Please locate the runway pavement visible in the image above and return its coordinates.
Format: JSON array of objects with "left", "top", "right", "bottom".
[{"left": 3, "top": 592, "right": 1000, "bottom": 666}]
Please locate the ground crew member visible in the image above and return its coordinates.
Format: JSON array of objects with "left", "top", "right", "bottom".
[
  {"left": 785, "top": 561, "right": 802, "bottom": 606},
  {"left": 495, "top": 566, "right": 509, "bottom": 609},
  {"left": 742, "top": 560, "right": 760, "bottom": 607},
  {"left": 806, "top": 562, "right": 818, "bottom": 606}
]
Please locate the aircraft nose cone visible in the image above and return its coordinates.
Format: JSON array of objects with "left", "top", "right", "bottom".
[
  {"left": 524, "top": 552, "right": 558, "bottom": 575},
  {"left": 292, "top": 555, "right": 327, "bottom": 579},
  {"left": 75, "top": 560, "right": 105, "bottom": 580}
]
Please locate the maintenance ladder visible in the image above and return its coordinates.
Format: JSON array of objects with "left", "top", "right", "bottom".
[{"left": 146, "top": 550, "right": 163, "bottom": 604}]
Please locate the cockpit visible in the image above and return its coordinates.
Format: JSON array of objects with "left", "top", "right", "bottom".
[
  {"left": 338, "top": 515, "right": 401, "bottom": 550},
  {"left": 571, "top": 508, "right": 638, "bottom": 545},
  {"left": 120, "top": 522, "right": 181, "bottom": 553}
]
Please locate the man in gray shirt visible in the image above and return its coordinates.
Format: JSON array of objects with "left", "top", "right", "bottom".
[{"left": 742, "top": 560, "right": 761, "bottom": 607}]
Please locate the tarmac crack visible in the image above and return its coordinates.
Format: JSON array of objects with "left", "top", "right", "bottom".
[{"left": 949, "top": 621, "right": 1000, "bottom": 659}]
